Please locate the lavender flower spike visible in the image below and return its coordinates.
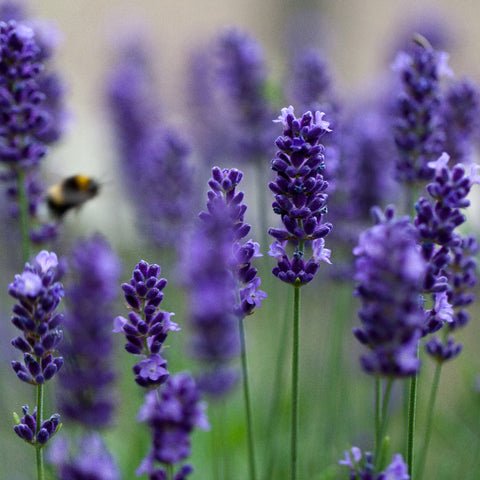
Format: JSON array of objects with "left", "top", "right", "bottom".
[
  {"left": 114, "top": 260, "right": 179, "bottom": 388},
  {"left": 353, "top": 207, "right": 427, "bottom": 377},
  {"left": 185, "top": 167, "right": 266, "bottom": 396},
  {"left": 9, "top": 250, "right": 64, "bottom": 385},
  {"left": 58, "top": 235, "right": 122, "bottom": 428},
  {"left": 392, "top": 35, "right": 450, "bottom": 184},
  {"left": 137, "top": 372, "right": 209, "bottom": 479},
  {"left": 268, "top": 106, "right": 333, "bottom": 285}
]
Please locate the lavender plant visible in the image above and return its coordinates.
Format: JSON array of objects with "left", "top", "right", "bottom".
[
  {"left": 114, "top": 260, "right": 180, "bottom": 388},
  {"left": 58, "top": 235, "right": 122, "bottom": 428},
  {"left": 136, "top": 373, "right": 209, "bottom": 479},
  {"left": 268, "top": 106, "right": 332, "bottom": 480},
  {"left": 106, "top": 37, "right": 195, "bottom": 249},
  {"left": 184, "top": 166, "right": 266, "bottom": 479},
  {"left": 9, "top": 250, "right": 64, "bottom": 479}
]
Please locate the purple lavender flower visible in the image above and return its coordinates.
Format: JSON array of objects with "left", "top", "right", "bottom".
[
  {"left": 268, "top": 106, "right": 333, "bottom": 286},
  {"left": 446, "top": 234, "right": 478, "bottom": 329},
  {"left": 0, "top": 10, "right": 66, "bottom": 243},
  {"left": 425, "top": 335, "right": 462, "bottom": 363},
  {"left": 58, "top": 235, "right": 122, "bottom": 428},
  {"left": 184, "top": 167, "right": 266, "bottom": 396},
  {"left": 392, "top": 35, "right": 450, "bottom": 184},
  {"left": 9, "top": 250, "right": 64, "bottom": 384},
  {"left": 442, "top": 78, "right": 480, "bottom": 164},
  {"left": 13, "top": 405, "right": 60, "bottom": 446},
  {"left": 353, "top": 206, "right": 426, "bottom": 377},
  {"left": 414, "top": 153, "right": 480, "bottom": 336},
  {"left": 137, "top": 372, "right": 209, "bottom": 479},
  {"left": 114, "top": 260, "right": 179, "bottom": 388},
  {"left": 106, "top": 37, "right": 194, "bottom": 248},
  {"left": 339, "top": 447, "right": 410, "bottom": 480},
  {"left": 213, "top": 27, "right": 276, "bottom": 162},
  {"left": 49, "top": 433, "right": 120, "bottom": 480}
]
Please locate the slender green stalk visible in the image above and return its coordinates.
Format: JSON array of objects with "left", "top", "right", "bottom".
[
  {"left": 291, "top": 284, "right": 301, "bottom": 480},
  {"left": 35, "top": 383, "right": 44, "bottom": 480},
  {"left": 406, "top": 349, "right": 419, "bottom": 479},
  {"left": 238, "top": 317, "right": 257, "bottom": 480},
  {"left": 165, "top": 463, "right": 173, "bottom": 479},
  {"left": 375, "top": 377, "right": 382, "bottom": 457},
  {"left": 263, "top": 287, "right": 292, "bottom": 479},
  {"left": 17, "top": 169, "right": 31, "bottom": 263},
  {"left": 415, "top": 361, "right": 442, "bottom": 479}
]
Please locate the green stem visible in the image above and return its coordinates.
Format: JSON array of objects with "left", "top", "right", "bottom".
[
  {"left": 375, "top": 377, "right": 382, "bottom": 457},
  {"left": 263, "top": 287, "right": 292, "bottom": 479},
  {"left": 35, "top": 383, "right": 44, "bottom": 480},
  {"left": 17, "top": 169, "right": 31, "bottom": 263},
  {"left": 238, "top": 317, "right": 256, "bottom": 480},
  {"left": 291, "top": 284, "right": 301, "bottom": 480},
  {"left": 406, "top": 345, "right": 419, "bottom": 479},
  {"left": 416, "top": 361, "right": 442, "bottom": 479}
]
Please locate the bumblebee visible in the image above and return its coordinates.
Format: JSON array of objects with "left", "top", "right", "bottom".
[{"left": 47, "top": 174, "right": 100, "bottom": 217}]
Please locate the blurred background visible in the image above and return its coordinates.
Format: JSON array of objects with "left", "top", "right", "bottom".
[{"left": 2, "top": 0, "right": 480, "bottom": 478}]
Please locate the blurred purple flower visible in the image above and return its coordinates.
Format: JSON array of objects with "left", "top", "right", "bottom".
[
  {"left": 137, "top": 373, "right": 208, "bottom": 479},
  {"left": 58, "top": 235, "right": 122, "bottom": 428},
  {"left": 353, "top": 207, "right": 426, "bottom": 377}
]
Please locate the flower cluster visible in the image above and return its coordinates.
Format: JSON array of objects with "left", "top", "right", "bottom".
[
  {"left": 415, "top": 153, "right": 480, "bottom": 335},
  {"left": 106, "top": 37, "right": 194, "bottom": 247},
  {"left": 214, "top": 27, "right": 275, "bottom": 162},
  {"left": 9, "top": 250, "right": 64, "bottom": 385},
  {"left": 185, "top": 167, "right": 265, "bottom": 396},
  {"left": 137, "top": 373, "right": 209, "bottom": 480},
  {"left": 49, "top": 433, "right": 120, "bottom": 480},
  {"left": 114, "top": 260, "right": 179, "bottom": 388},
  {"left": 339, "top": 447, "right": 410, "bottom": 480},
  {"left": 353, "top": 207, "right": 426, "bottom": 377},
  {"left": 392, "top": 35, "right": 450, "bottom": 184},
  {"left": 58, "top": 235, "right": 122, "bottom": 428},
  {"left": 268, "top": 106, "right": 333, "bottom": 285},
  {"left": 0, "top": 20, "right": 48, "bottom": 169},
  {"left": 13, "top": 405, "right": 60, "bottom": 447},
  {"left": 442, "top": 78, "right": 480, "bottom": 164}
]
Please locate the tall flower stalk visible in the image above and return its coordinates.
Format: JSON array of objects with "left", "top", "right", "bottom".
[
  {"left": 9, "top": 250, "right": 64, "bottom": 480},
  {"left": 268, "top": 106, "right": 332, "bottom": 480},
  {"left": 185, "top": 167, "right": 266, "bottom": 479}
]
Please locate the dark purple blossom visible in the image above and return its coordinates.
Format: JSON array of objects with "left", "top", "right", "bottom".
[
  {"left": 268, "top": 106, "right": 333, "bottom": 285},
  {"left": 13, "top": 405, "right": 60, "bottom": 446},
  {"left": 353, "top": 207, "right": 426, "bottom": 377},
  {"left": 9, "top": 250, "right": 64, "bottom": 384},
  {"left": 114, "top": 260, "right": 179, "bottom": 388},
  {"left": 49, "top": 433, "right": 120, "bottom": 480},
  {"left": 339, "top": 447, "right": 409, "bottom": 480},
  {"left": 425, "top": 335, "right": 462, "bottom": 363},
  {"left": 414, "top": 153, "right": 480, "bottom": 336},
  {"left": 58, "top": 235, "right": 122, "bottom": 428},
  {"left": 392, "top": 36, "right": 450, "bottom": 184},
  {"left": 184, "top": 167, "right": 266, "bottom": 396},
  {"left": 137, "top": 373, "right": 209, "bottom": 479}
]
